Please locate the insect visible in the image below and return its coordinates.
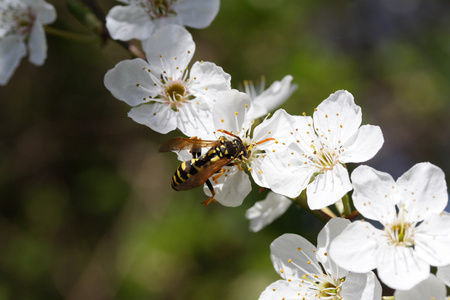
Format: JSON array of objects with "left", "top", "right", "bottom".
[{"left": 159, "top": 130, "right": 274, "bottom": 205}]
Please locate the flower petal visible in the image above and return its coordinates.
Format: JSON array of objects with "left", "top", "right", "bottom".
[
  {"left": 204, "top": 166, "right": 251, "bottom": 207},
  {"left": 128, "top": 102, "right": 177, "bottom": 134},
  {"left": 313, "top": 90, "right": 362, "bottom": 147},
  {"left": 341, "top": 271, "right": 382, "bottom": 300},
  {"left": 437, "top": 264, "right": 450, "bottom": 287},
  {"left": 189, "top": 61, "right": 231, "bottom": 109},
  {"left": 249, "top": 75, "right": 298, "bottom": 120},
  {"left": 245, "top": 192, "right": 292, "bottom": 232},
  {"left": 0, "top": 35, "right": 26, "bottom": 86},
  {"left": 177, "top": 0, "right": 220, "bottom": 29},
  {"left": 415, "top": 212, "right": 450, "bottom": 267},
  {"left": 316, "top": 218, "right": 350, "bottom": 279},
  {"left": 340, "top": 125, "right": 384, "bottom": 163},
  {"left": 396, "top": 162, "right": 448, "bottom": 222},
  {"left": 212, "top": 90, "right": 251, "bottom": 134},
  {"left": 376, "top": 243, "right": 429, "bottom": 290},
  {"left": 394, "top": 274, "right": 447, "bottom": 300},
  {"left": 306, "top": 164, "right": 352, "bottom": 210},
  {"left": 329, "top": 221, "right": 380, "bottom": 274},
  {"left": 144, "top": 24, "right": 195, "bottom": 74},
  {"left": 27, "top": 21, "right": 47, "bottom": 66},
  {"left": 106, "top": 5, "right": 155, "bottom": 41},
  {"left": 270, "top": 233, "right": 322, "bottom": 280},
  {"left": 104, "top": 58, "right": 158, "bottom": 106},
  {"left": 258, "top": 279, "right": 304, "bottom": 300},
  {"left": 261, "top": 144, "right": 315, "bottom": 199},
  {"left": 350, "top": 165, "right": 397, "bottom": 223}
]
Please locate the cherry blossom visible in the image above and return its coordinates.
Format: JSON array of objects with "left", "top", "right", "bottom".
[
  {"left": 0, "top": 0, "right": 56, "bottom": 85},
  {"left": 106, "top": 0, "right": 220, "bottom": 42},
  {"left": 104, "top": 24, "right": 231, "bottom": 136},
  {"left": 330, "top": 163, "right": 450, "bottom": 290},
  {"left": 260, "top": 90, "right": 384, "bottom": 209},
  {"left": 259, "top": 218, "right": 381, "bottom": 300}
]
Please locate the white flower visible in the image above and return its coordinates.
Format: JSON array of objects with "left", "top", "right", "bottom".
[
  {"left": 200, "top": 89, "right": 293, "bottom": 207},
  {"left": 245, "top": 191, "right": 292, "bottom": 232},
  {"left": 243, "top": 75, "right": 298, "bottom": 120},
  {"left": 260, "top": 90, "right": 384, "bottom": 210},
  {"left": 106, "top": 0, "right": 220, "bottom": 42},
  {"left": 104, "top": 24, "right": 231, "bottom": 136},
  {"left": 0, "top": 0, "right": 56, "bottom": 85},
  {"left": 259, "top": 218, "right": 381, "bottom": 300},
  {"left": 329, "top": 163, "right": 450, "bottom": 290},
  {"left": 394, "top": 274, "right": 449, "bottom": 300}
]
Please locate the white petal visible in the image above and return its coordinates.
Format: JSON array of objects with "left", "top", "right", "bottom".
[
  {"left": 329, "top": 221, "right": 380, "bottom": 273},
  {"left": 306, "top": 164, "right": 352, "bottom": 210},
  {"left": 340, "top": 125, "right": 384, "bottom": 163},
  {"left": 175, "top": 102, "right": 215, "bottom": 137},
  {"left": 105, "top": 5, "right": 154, "bottom": 41},
  {"left": 252, "top": 109, "right": 302, "bottom": 149},
  {"left": 415, "top": 213, "right": 450, "bottom": 267},
  {"left": 189, "top": 61, "right": 231, "bottom": 109},
  {"left": 144, "top": 24, "right": 194, "bottom": 74},
  {"left": 394, "top": 274, "right": 447, "bottom": 300},
  {"left": 313, "top": 90, "right": 362, "bottom": 147},
  {"left": 104, "top": 58, "right": 158, "bottom": 106},
  {"left": 27, "top": 21, "right": 47, "bottom": 65},
  {"left": 249, "top": 75, "right": 298, "bottom": 119},
  {"left": 350, "top": 165, "right": 397, "bottom": 223},
  {"left": 396, "top": 162, "right": 448, "bottom": 222},
  {"left": 270, "top": 233, "right": 322, "bottom": 280},
  {"left": 204, "top": 166, "right": 251, "bottom": 207},
  {"left": 258, "top": 279, "right": 304, "bottom": 300},
  {"left": 261, "top": 145, "right": 315, "bottom": 198},
  {"left": 26, "top": 0, "right": 57, "bottom": 24},
  {"left": 245, "top": 192, "right": 292, "bottom": 232},
  {"left": 128, "top": 103, "right": 177, "bottom": 134},
  {"left": 340, "top": 271, "right": 382, "bottom": 300},
  {"left": 177, "top": 0, "right": 220, "bottom": 28},
  {"left": 376, "top": 244, "right": 429, "bottom": 290},
  {"left": 0, "top": 35, "right": 26, "bottom": 86},
  {"left": 212, "top": 90, "right": 251, "bottom": 134},
  {"left": 437, "top": 264, "right": 450, "bottom": 287},
  {"left": 316, "top": 218, "right": 350, "bottom": 279}
]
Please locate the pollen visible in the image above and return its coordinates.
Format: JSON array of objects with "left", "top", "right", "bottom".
[
  {"left": 288, "top": 259, "right": 292, "bottom": 263},
  {"left": 235, "top": 112, "right": 239, "bottom": 115},
  {"left": 221, "top": 119, "right": 224, "bottom": 122},
  {"left": 136, "top": 83, "right": 140, "bottom": 87}
]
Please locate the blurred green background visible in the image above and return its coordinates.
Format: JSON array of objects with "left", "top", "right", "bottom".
[{"left": 0, "top": 0, "right": 449, "bottom": 299}]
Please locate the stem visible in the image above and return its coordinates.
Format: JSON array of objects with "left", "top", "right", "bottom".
[
  {"left": 293, "top": 192, "right": 331, "bottom": 223},
  {"left": 44, "top": 26, "right": 99, "bottom": 43},
  {"left": 341, "top": 193, "right": 352, "bottom": 217}
]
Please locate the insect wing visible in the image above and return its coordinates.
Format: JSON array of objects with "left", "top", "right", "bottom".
[
  {"left": 175, "top": 157, "right": 232, "bottom": 190},
  {"left": 159, "top": 138, "right": 220, "bottom": 152}
]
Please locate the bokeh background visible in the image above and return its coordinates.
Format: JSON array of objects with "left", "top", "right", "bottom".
[{"left": 1, "top": 0, "right": 449, "bottom": 299}]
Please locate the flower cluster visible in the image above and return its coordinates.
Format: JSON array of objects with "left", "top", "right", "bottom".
[
  {"left": 100, "top": 1, "right": 450, "bottom": 297},
  {"left": 3, "top": 0, "right": 448, "bottom": 298}
]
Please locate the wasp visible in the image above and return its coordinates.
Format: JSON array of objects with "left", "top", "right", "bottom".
[{"left": 159, "top": 130, "right": 273, "bottom": 205}]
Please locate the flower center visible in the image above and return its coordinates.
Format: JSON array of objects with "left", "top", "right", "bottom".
[
  {"left": 162, "top": 80, "right": 191, "bottom": 111},
  {"left": 0, "top": 1, "right": 34, "bottom": 40},
  {"left": 301, "top": 273, "right": 343, "bottom": 300},
  {"left": 384, "top": 218, "right": 415, "bottom": 247},
  {"left": 310, "top": 146, "right": 340, "bottom": 173},
  {"left": 145, "top": 0, "right": 176, "bottom": 19}
]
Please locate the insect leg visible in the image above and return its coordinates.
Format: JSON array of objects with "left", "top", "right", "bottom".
[{"left": 202, "top": 179, "right": 217, "bottom": 206}]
